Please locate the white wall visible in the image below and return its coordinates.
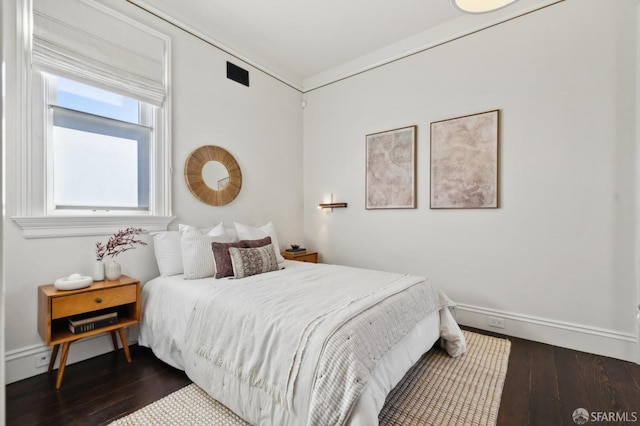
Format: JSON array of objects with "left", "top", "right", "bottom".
[
  {"left": 1, "top": 0, "right": 6, "bottom": 417},
  {"left": 3, "top": 0, "right": 303, "bottom": 383},
  {"left": 303, "top": 0, "right": 639, "bottom": 361}
]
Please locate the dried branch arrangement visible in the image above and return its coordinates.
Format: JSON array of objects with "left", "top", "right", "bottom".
[{"left": 95, "top": 227, "right": 147, "bottom": 261}]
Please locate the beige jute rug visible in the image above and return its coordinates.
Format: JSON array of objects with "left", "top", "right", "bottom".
[{"left": 111, "top": 330, "right": 510, "bottom": 426}]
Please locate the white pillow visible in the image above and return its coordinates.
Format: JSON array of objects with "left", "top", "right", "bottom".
[
  {"left": 179, "top": 223, "right": 231, "bottom": 279},
  {"left": 152, "top": 223, "right": 228, "bottom": 276},
  {"left": 152, "top": 231, "right": 183, "bottom": 276},
  {"left": 225, "top": 227, "right": 239, "bottom": 242},
  {"left": 234, "top": 221, "right": 285, "bottom": 263}
]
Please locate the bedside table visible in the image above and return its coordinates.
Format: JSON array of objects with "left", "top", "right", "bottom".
[
  {"left": 281, "top": 250, "right": 318, "bottom": 263},
  {"left": 37, "top": 275, "right": 140, "bottom": 389}
]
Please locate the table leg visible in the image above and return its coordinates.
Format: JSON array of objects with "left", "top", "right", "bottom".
[
  {"left": 48, "top": 345, "right": 59, "bottom": 373},
  {"left": 110, "top": 331, "right": 119, "bottom": 352},
  {"left": 55, "top": 342, "right": 71, "bottom": 390},
  {"left": 117, "top": 328, "right": 132, "bottom": 363}
]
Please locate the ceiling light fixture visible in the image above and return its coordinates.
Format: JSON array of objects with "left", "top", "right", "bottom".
[{"left": 451, "top": 0, "right": 519, "bottom": 14}]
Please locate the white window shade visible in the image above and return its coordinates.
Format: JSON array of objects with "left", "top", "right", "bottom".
[
  {"left": 11, "top": 0, "right": 174, "bottom": 238},
  {"left": 32, "top": 0, "right": 167, "bottom": 105}
]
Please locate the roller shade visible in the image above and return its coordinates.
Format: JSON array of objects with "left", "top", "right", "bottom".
[{"left": 32, "top": 0, "right": 168, "bottom": 105}]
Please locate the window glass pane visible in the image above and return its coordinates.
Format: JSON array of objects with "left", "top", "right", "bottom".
[
  {"left": 53, "top": 127, "right": 140, "bottom": 208},
  {"left": 47, "top": 75, "right": 151, "bottom": 212},
  {"left": 55, "top": 77, "right": 140, "bottom": 124}
]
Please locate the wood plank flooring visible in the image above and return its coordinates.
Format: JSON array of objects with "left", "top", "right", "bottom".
[
  {"left": 6, "top": 329, "right": 640, "bottom": 425},
  {"left": 494, "top": 330, "right": 640, "bottom": 426}
]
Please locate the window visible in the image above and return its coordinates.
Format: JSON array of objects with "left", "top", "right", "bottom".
[
  {"left": 46, "top": 76, "right": 151, "bottom": 214},
  {"left": 12, "top": 0, "right": 173, "bottom": 238}
]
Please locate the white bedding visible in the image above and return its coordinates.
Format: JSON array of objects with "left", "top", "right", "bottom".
[{"left": 138, "top": 260, "right": 465, "bottom": 426}]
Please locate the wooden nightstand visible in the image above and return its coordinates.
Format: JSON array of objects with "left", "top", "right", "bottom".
[
  {"left": 281, "top": 250, "right": 318, "bottom": 263},
  {"left": 37, "top": 275, "right": 140, "bottom": 389}
]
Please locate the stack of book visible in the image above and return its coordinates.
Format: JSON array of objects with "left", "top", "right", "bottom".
[
  {"left": 68, "top": 311, "right": 118, "bottom": 334},
  {"left": 285, "top": 247, "right": 306, "bottom": 253}
]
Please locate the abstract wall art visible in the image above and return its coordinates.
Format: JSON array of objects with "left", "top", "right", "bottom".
[
  {"left": 430, "top": 110, "right": 499, "bottom": 209},
  {"left": 366, "top": 125, "right": 416, "bottom": 209}
]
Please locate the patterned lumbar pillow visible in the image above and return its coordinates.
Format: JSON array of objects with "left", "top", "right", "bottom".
[
  {"left": 228, "top": 244, "right": 279, "bottom": 279},
  {"left": 211, "top": 236, "right": 272, "bottom": 279}
]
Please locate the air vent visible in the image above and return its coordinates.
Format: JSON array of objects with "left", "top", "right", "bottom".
[{"left": 227, "top": 62, "right": 249, "bottom": 87}]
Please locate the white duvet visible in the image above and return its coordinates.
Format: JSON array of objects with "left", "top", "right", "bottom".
[{"left": 138, "top": 260, "right": 466, "bottom": 426}]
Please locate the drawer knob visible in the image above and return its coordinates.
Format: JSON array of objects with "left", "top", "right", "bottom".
[{"left": 95, "top": 297, "right": 103, "bottom": 304}]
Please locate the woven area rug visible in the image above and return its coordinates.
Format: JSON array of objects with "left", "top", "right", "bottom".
[{"left": 110, "top": 330, "right": 510, "bottom": 426}]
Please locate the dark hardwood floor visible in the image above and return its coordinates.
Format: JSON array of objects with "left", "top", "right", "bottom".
[
  {"left": 6, "top": 329, "right": 640, "bottom": 425},
  {"left": 6, "top": 345, "right": 190, "bottom": 426}
]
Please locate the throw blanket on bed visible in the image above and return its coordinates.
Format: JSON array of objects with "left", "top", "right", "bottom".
[
  {"left": 308, "top": 280, "right": 453, "bottom": 426},
  {"left": 184, "top": 264, "right": 451, "bottom": 423}
]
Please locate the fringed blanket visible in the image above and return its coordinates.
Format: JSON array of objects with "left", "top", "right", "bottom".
[
  {"left": 183, "top": 264, "right": 456, "bottom": 425},
  {"left": 308, "top": 280, "right": 453, "bottom": 425}
]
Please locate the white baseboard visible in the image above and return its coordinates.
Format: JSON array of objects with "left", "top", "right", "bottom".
[
  {"left": 5, "top": 326, "right": 138, "bottom": 385},
  {"left": 457, "top": 304, "right": 638, "bottom": 363}
]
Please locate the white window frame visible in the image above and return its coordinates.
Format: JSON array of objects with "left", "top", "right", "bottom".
[{"left": 11, "top": 0, "right": 174, "bottom": 238}]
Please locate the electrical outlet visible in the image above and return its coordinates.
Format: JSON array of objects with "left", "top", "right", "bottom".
[
  {"left": 34, "top": 353, "right": 50, "bottom": 368},
  {"left": 488, "top": 317, "right": 505, "bottom": 329}
]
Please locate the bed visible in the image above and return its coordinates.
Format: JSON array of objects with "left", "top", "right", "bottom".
[{"left": 138, "top": 258, "right": 466, "bottom": 426}]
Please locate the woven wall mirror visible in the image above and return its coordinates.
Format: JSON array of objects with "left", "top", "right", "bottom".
[{"left": 184, "top": 145, "right": 242, "bottom": 206}]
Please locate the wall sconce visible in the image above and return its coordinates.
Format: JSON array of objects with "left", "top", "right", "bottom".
[
  {"left": 318, "top": 202, "right": 348, "bottom": 209},
  {"left": 318, "top": 194, "right": 347, "bottom": 210}
]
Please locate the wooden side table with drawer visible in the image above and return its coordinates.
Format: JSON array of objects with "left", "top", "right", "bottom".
[
  {"left": 37, "top": 275, "right": 140, "bottom": 389},
  {"left": 281, "top": 250, "right": 318, "bottom": 263}
]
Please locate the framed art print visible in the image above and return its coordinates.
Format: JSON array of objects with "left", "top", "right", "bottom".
[
  {"left": 430, "top": 110, "right": 499, "bottom": 209},
  {"left": 366, "top": 125, "right": 416, "bottom": 209}
]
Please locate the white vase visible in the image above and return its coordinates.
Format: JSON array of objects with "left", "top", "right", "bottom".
[
  {"left": 105, "top": 261, "right": 121, "bottom": 281},
  {"left": 92, "top": 261, "right": 105, "bottom": 281}
]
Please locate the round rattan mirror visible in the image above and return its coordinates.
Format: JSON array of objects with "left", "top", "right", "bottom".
[{"left": 184, "top": 145, "right": 242, "bottom": 206}]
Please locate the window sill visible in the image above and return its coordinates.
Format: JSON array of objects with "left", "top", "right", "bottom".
[{"left": 12, "top": 215, "right": 175, "bottom": 238}]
